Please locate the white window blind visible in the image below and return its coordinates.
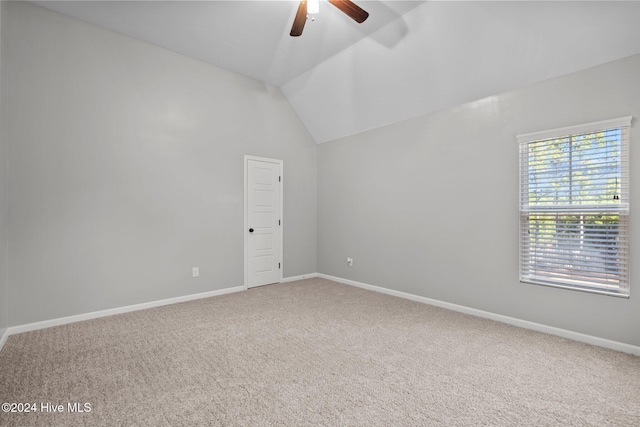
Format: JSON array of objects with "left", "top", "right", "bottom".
[{"left": 518, "top": 117, "right": 632, "bottom": 297}]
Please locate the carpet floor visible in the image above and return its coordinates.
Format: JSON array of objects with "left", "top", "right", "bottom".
[{"left": 1, "top": 278, "right": 639, "bottom": 426}]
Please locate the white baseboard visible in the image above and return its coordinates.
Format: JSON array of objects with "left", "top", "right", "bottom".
[
  {"left": 281, "top": 273, "right": 319, "bottom": 283},
  {"left": 4, "top": 274, "right": 638, "bottom": 357},
  {"left": 0, "top": 328, "right": 8, "bottom": 353},
  {"left": 7, "top": 285, "right": 245, "bottom": 336},
  {"left": 318, "top": 273, "right": 640, "bottom": 356}
]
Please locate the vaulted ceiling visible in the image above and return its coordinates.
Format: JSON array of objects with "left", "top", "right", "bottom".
[{"left": 33, "top": 1, "right": 640, "bottom": 143}]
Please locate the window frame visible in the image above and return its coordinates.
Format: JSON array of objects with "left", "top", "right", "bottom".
[{"left": 517, "top": 117, "right": 632, "bottom": 298}]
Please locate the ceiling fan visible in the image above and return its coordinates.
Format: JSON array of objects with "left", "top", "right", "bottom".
[{"left": 290, "top": 0, "right": 370, "bottom": 37}]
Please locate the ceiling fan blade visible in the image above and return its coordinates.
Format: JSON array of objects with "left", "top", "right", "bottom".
[
  {"left": 328, "top": 0, "right": 369, "bottom": 24},
  {"left": 290, "top": 1, "right": 308, "bottom": 37}
]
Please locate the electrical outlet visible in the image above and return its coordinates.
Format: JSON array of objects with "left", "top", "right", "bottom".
[
  {"left": 192, "top": 267, "right": 199, "bottom": 277},
  {"left": 347, "top": 257, "right": 353, "bottom": 267}
]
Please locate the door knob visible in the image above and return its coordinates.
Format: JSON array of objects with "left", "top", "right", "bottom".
[{"left": 249, "top": 228, "right": 254, "bottom": 233}]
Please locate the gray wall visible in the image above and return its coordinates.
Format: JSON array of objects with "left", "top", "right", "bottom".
[
  {"left": 6, "top": 2, "right": 316, "bottom": 326},
  {"left": 0, "top": 1, "right": 8, "bottom": 336},
  {"left": 318, "top": 54, "right": 640, "bottom": 347}
]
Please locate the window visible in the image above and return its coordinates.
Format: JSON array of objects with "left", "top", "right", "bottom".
[{"left": 518, "top": 117, "right": 632, "bottom": 297}]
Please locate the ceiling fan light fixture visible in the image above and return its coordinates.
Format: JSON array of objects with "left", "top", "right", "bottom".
[{"left": 308, "top": 0, "right": 319, "bottom": 15}]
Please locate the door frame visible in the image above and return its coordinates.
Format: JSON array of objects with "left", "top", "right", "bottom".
[{"left": 244, "top": 155, "right": 284, "bottom": 289}]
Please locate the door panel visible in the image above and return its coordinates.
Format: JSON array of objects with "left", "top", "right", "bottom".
[{"left": 246, "top": 158, "right": 282, "bottom": 288}]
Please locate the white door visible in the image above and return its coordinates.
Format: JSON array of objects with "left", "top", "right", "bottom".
[{"left": 245, "top": 156, "right": 282, "bottom": 288}]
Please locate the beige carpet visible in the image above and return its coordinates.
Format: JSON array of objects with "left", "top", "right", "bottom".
[{"left": 1, "top": 278, "right": 639, "bottom": 426}]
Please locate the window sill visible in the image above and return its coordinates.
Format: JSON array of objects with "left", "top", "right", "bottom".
[{"left": 520, "top": 280, "right": 630, "bottom": 299}]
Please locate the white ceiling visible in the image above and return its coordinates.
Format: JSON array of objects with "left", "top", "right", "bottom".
[
  {"left": 31, "top": 1, "right": 640, "bottom": 143},
  {"left": 33, "top": 0, "right": 425, "bottom": 86},
  {"left": 282, "top": 0, "right": 640, "bottom": 142}
]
